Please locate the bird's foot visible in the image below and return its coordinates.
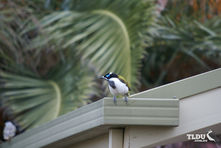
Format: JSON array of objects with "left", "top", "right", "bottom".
[
  {"left": 113, "top": 96, "right": 117, "bottom": 105},
  {"left": 124, "top": 96, "right": 128, "bottom": 104}
]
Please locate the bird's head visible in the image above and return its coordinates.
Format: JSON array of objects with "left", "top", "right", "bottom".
[{"left": 99, "top": 72, "right": 118, "bottom": 80}]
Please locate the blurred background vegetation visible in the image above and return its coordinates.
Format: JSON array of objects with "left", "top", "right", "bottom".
[{"left": 0, "top": 0, "right": 220, "bottom": 136}]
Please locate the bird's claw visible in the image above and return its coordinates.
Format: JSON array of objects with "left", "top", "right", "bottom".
[
  {"left": 124, "top": 96, "right": 128, "bottom": 104},
  {"left": 113, "top": 96, "right": 117, "bottom": 105}
]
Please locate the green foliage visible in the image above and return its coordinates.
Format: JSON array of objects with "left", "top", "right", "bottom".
[
  {"left": 142, "top": 15, "right": 221, "bottom": 87},
  {"left": 1, "top": 0, "right": 221, "bottom": 131},
  {"left": 0, "top": 0, "right": 156, "bottom": 129},
  {"left": 31, "top": 0, "right": 156, "bottom": 89},
  {"left": 0, "top": 1, "right": 93, "bottom": 129},
  {"left": 0, "top": 60, "right": 93, "bottom": 129}
]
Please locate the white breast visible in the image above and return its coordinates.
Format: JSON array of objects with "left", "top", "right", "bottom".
[
  {"left": 3, "top": 121, "right": 16, "bottom": 140},
  {"left": 108, "top": 78, "right": 129, "bottom": 96}
]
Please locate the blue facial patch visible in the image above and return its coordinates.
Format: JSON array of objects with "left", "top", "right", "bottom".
[{"left": 106, "top": 74, "right": 110, "bottom": 78}]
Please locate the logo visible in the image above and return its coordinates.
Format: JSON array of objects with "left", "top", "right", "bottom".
[
  {"left": 186, "top": 130, "right": 216, "bottom": 142},
  {"left": 207, "top": 130, "right": 216, "bottom": 142}
]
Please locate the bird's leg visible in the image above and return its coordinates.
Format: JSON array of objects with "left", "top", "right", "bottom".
[
  {"left": 124, "top": 96, "right": 128, "bottom": 104},
  {"left": 113, "top": 96, "right": 117, "bottom": 105}
]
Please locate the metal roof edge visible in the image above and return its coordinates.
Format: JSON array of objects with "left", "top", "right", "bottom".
[
  {"left": 1, "top": 68, "right": 221, "bottom": 148},
  {"left": 131, "top": 68, "right": 221, "bottom": 99},
  {"left": 0, "top": 98, "right": 179, "bottom": 148},
  {"left": 1, "top": 99, "right": 104, "bottom": 148}
]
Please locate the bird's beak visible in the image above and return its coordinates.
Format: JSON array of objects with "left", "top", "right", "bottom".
[{"left": 97, "top": 76, "right": 106, "bottom": 80}]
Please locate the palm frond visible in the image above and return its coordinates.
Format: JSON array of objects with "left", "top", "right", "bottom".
[
  {"left": 30, "top": 0, "right": 157, "bottom": 91},
  {"left": 0, "top": 59, "right": 94, "bottom": 129},
  {"left": 142, "top": 15, "right": 221, "bottom": 88},
  {"left": 0, "top": 2, "right": 95, "bottom": 129},
  {"left": 0, "top": 72, "right": 58, "bottom": 129}
]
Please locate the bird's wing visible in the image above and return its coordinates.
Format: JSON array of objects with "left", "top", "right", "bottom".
[
  {"left": 118, "top": 75, "right": 131, "bottom": 91},
  {"left": 108, "top": 80, "right": 116, "bottom": 89}
]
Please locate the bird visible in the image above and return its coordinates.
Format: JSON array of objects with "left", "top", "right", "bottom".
[
  {"left": 3, "top": 121, "right": 17, "bottom": 141},
  {"left": 207, "top": 130, "right": 216, "bottom": 142},
  {"left": 99, "top": 72, "right": 130, "bottom": 104}
]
